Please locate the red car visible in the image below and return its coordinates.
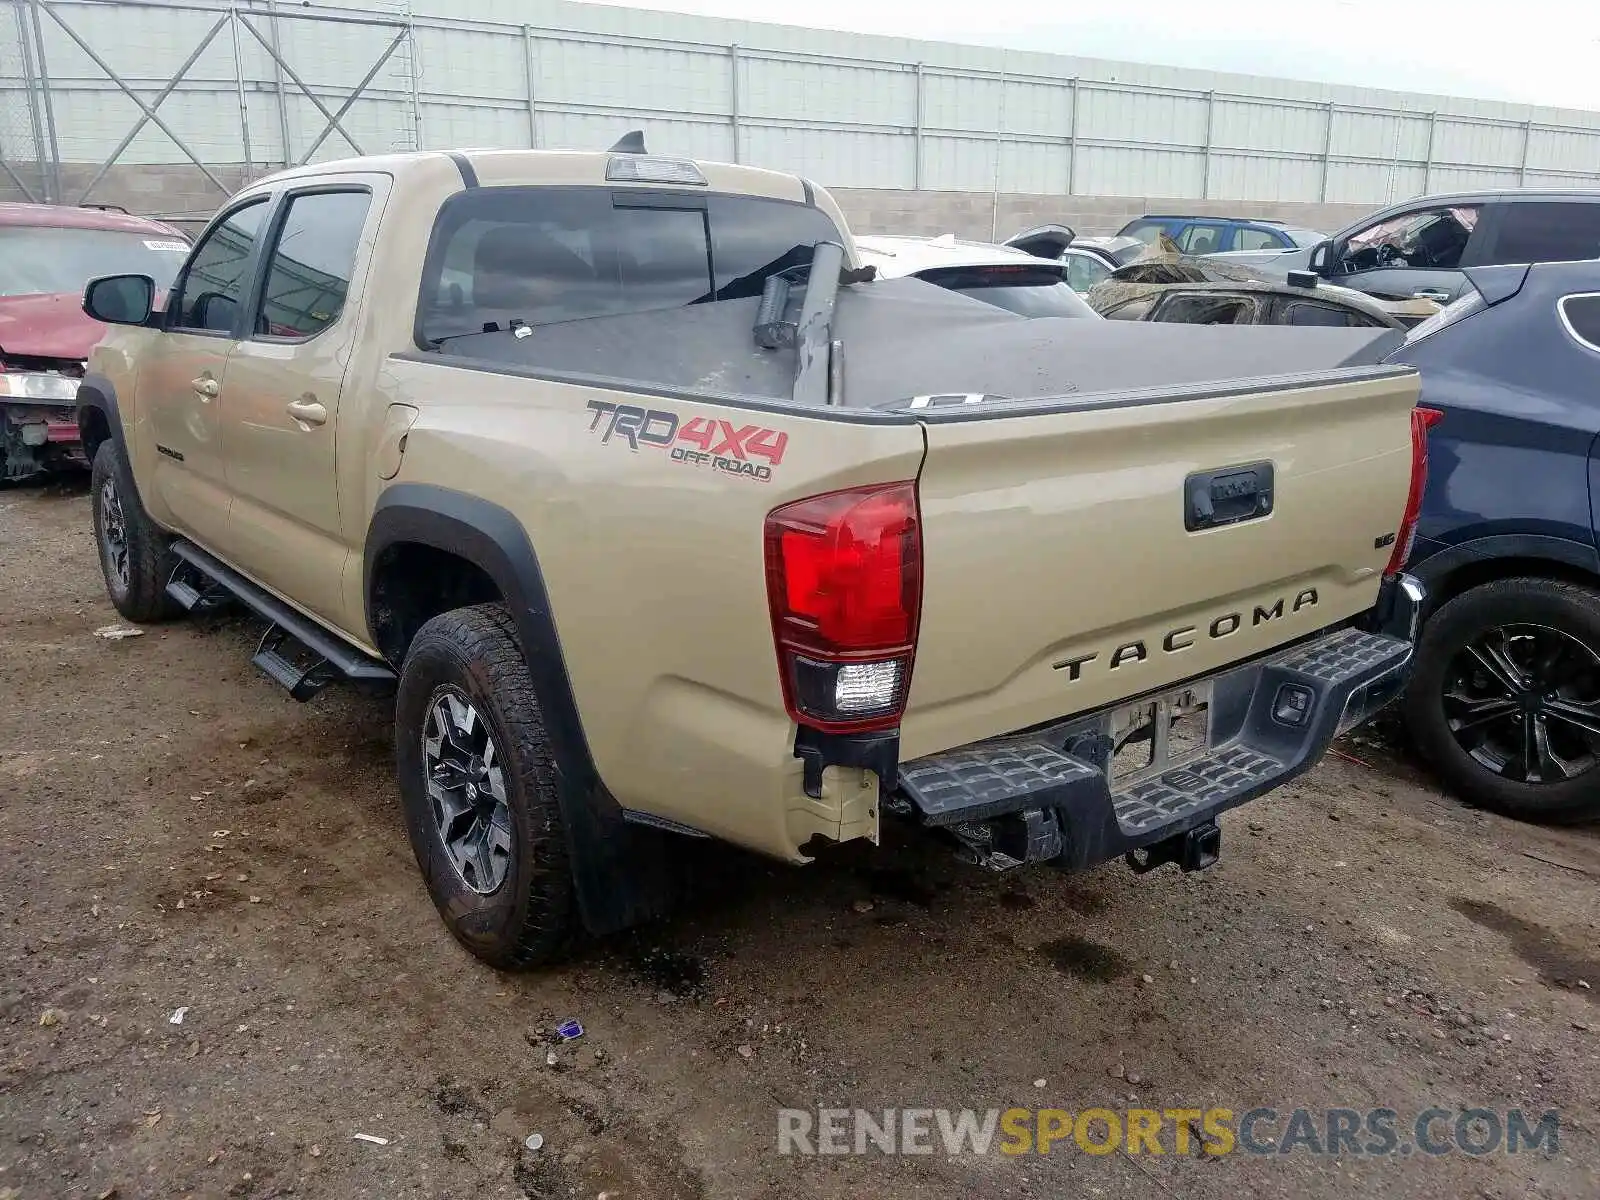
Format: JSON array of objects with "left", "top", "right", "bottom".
[{"left": 0, "top": 202, "right": 189, "bottom": 479}]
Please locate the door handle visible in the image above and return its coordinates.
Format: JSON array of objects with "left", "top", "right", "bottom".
[
  {"left": 191, "top": 376, "right": 219, "bottom": 398},
  {"left": 286, "top": 397, "right": 328, "bottom": 427},
  {"left": 1413, "top": 289, "right": 1452, "bottom": 303}
]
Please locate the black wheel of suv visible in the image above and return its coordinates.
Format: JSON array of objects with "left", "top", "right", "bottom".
[
  {"left": 394, "top": 602, "right": 577, "bottom": 968},
  {"left": 90, "top": 439, "right": 180, "bottom": 623},
  {"left": 1404, "top": 577, "right": 1600, "bottom": 824}
]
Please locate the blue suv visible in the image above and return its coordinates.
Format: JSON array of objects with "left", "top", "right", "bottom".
[
  {"left": 1116, "top": 214, "right": 1325, "bottom": 256},
  {"left": 1388, "top": 259, "right": 1600, "bottom": 824}
]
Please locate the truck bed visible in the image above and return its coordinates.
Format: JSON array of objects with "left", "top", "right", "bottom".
[{"left": 430, "top": 275, "right": 1404, "bottom": 413}]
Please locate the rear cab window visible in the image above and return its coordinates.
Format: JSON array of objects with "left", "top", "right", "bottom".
[{"left": 417, "top": 187, "right": 844, "bottom": 347}]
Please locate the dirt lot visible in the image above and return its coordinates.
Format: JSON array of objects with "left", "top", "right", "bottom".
[{"left": 2, "top": 480, "right": 1598, "bottom": 1200}]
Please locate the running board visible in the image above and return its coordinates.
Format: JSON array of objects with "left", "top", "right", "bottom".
[{"left": 166, "top": 541, "right": 395, "bottom": 701}]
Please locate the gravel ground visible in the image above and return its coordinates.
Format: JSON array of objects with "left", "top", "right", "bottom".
[{"left": 2, "top": 480, "right": 1598, "bottom": 1200}]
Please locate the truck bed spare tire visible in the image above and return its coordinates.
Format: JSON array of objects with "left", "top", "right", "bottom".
[
  {"left": 394, "top": 602, "right": 577, "bottom": 967},
  {"left": 90, "top": 439, "right": 180, "bottom": 623}
]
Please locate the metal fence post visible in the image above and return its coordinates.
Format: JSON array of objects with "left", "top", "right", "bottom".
[
  {"left": 406, "top": 19, "right": 421, "bottom": 149},
  {"left": 1519, "top": 119, "right": 1533, "bottom": 185},
  {"left": 230, "top": 8, "right": 254, "bottom": 183},
  {"left": 912, "top": 62, "right": 924, "bottom": 190},
  {"left": 1422, "top": 110, "right": 1437, "bottom": 195},
  {"left": 990, "top": 64, "right": 1006, "bottom": 241},
  {"left": 264, "top": 0, "right": 291, "bottom": 166},
  {"left": 522, "top": 24, "right": 537, "bottom": 148},
  {"left": 28, "top": 0, "right": 61, "bottom": 202},
  {"left": 1066, "top": 76, "right": 1078, "bottom": 197},
  {"left": 1200, "top": 89, "right": 1215, "bottom": 199},
  {"left": 728, "top": 43, "right": 740, "bottom": 163},
  {"left": 1319, "top": 99, "right": 1336, "bottom": 202},
  {"left": 14, "top": 0, "right": 49, "bottom": 201}
]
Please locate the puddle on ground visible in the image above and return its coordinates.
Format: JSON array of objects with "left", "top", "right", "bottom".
[{"left": 1037, "top": 936, "right": 1131, "bottom": 983}]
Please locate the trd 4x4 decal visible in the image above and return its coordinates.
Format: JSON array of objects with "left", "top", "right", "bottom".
[{"left": 585, "top": 400, "right": 788, "bottom": 482}]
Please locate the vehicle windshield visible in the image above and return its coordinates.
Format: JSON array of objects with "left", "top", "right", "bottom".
[
  {"left": 914, "top": 264, "right": 1098, "bottom": 318},
  {"left": 0, "top": 226, "right": 188, "bottom": 298}
]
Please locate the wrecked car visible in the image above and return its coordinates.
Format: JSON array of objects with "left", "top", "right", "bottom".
[
  {"left": 1087, "top": 252, "right": 1437, "bottom": 328},
  {"left": 0, "top": 202, "right": 189, "bottom": 480}
]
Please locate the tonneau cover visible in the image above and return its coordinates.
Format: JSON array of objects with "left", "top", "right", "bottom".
[{"left": 437, "top": 275, "right": 1404, "bottom": 410}]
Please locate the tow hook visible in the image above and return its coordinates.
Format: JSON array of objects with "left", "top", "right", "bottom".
[{"left": 1126, "top": 820, "right": 1222, "bottom": 875}]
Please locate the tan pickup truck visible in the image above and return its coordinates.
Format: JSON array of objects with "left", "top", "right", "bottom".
[{"left": 76, "top": 141, "right": 1431, "bottom": 967}]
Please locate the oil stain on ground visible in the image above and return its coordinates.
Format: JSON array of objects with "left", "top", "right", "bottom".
[
  {"left": 1451, "top": 897, "right": 1599, "bottom": 1003},
  {"left": 1038, "top": 936, "right": 1131, "bottom": 983}
]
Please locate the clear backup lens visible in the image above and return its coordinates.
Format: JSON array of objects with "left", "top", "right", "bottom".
[{"left": 833, "top": 660, "right": 903, "bottom": 714}]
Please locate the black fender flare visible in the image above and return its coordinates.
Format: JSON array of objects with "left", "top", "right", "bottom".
[
  {"left": 76, "top": 373, "right": 160, "bottom": 517},
  {"left": 365, "top": 483, "right": 672, "bottom": 935},
  {"left": 1412, "top": 533, "right": 1600, "bottom": 611},
  {"left": 76, "top": 372, "right": 124, "bottom": 456}
]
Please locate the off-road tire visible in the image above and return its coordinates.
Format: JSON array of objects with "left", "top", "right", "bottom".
[
  {"left": 1404, "top": 577, "right": 1600, "bottom": 824},
  {"left": 90, "top": 439, "right": 180, "bottom": 623},
  {"left": 395, "top": 602, "right": 578, "bottom": 968}
]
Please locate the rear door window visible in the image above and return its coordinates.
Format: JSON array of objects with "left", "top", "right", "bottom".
[
  {"left": 1061, "top": 251, "right": 1111, "bottom": 293},
  {"left": 1177, "top": 223, "right": 1229, "bottom": 255},
  {"left": 1234, "top": 227, "right": 1288, "bottom": 252},
  {"left": 418, "top": 187, "right": 844, "bottom": 345},
  {"left": 1280, "top": 299, "right": 1382, "bottom": 328},
  {"left": 253, "top": 190, "right": 371, "bottom": 339},
  {"left": 1486, "top": 203, "right": 1600, "bottom": 266}
]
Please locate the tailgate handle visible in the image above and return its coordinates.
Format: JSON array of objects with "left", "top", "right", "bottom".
[{"left": 1185, "top": 462, "right": 1274, "bottom": 532}]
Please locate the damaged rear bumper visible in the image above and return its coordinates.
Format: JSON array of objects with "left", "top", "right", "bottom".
[{"left": 887, "top": 574, "right": 1423, "bottom": 874}]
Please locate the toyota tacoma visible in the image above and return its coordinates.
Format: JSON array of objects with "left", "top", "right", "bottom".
[{"left": 76, "top": 140, "right": 1430, "bottom": 967}]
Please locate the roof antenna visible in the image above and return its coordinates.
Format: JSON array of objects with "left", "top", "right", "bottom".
[{"left": 609, "top": 129, "right": 647, "bottom": 155}]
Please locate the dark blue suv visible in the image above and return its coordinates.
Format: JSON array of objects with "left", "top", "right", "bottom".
[
  {"left": 1117, "top": 214, "right": 1324, "bottom": 256},
  {"left": 1388, "top": 259, "right": 1600, "bottom": 823}
]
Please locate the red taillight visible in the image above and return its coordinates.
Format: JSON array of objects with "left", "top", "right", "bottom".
[
  {"left": 1387, "top": 406, "right": 1443, "bottom": 576},
  {"left": 764, "top": 482, "right": 922, "bottom": 733}
]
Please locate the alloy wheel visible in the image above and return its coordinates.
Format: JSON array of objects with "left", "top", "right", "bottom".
[
  {"left": 422, "top": 687, "right": 514, "bottom": 894},
  {"left": 1442, "top": 622, "right": 1600, "bottom": 784},
  {"left": 99, "top": 476, "right": 130, "bottom": 590}
]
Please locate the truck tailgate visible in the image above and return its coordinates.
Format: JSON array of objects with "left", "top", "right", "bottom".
[{"left": 901, "top": 366, "right": 1421, "bottom": 760}]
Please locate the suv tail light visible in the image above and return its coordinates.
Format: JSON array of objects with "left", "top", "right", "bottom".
[
  {"left": 764, "top": 482, "right": 922, "bottom": 733},
  {"left": 1387, "top": 406, "right": 1443, "bottom": 576}
]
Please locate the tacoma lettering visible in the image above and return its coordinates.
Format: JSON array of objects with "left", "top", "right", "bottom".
[{"left": 1056, "top": 589, "right": 1320, "bottom": 681}]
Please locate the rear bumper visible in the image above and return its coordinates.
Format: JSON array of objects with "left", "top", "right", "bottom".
[{"left": 888, "top": 574, "right": 1423, "bottom": 872}]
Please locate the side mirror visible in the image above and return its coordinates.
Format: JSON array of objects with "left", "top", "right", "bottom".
[
  {"left": 1308, "top": 240, "right": 1332, "bottom": 274},
  {"left": 193, "top": 292, "right": 238, "bottom": 332},
  {"left": 83, "top": 274, "right": 154, "bottom": 326}
]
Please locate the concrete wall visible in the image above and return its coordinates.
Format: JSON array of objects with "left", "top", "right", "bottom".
[{"left": 0, "top": 162, "right": 1375, "bottom": 241}]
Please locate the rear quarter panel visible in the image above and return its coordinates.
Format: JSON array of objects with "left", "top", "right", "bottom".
[
  {"left": 380, "top": 357, "right": 925, "bottom": 859},
  {"left": 1390, "top": 264, "right": 1600, "bottom": 581}
]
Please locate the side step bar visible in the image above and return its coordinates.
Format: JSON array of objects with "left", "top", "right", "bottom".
[{"left": 166, "top": 541, "right": 396, "bottom": 701}]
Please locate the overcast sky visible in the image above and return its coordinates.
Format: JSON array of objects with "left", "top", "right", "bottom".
[{"left": 588, "top": 0, "right": 1600, "bottom": 112}]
